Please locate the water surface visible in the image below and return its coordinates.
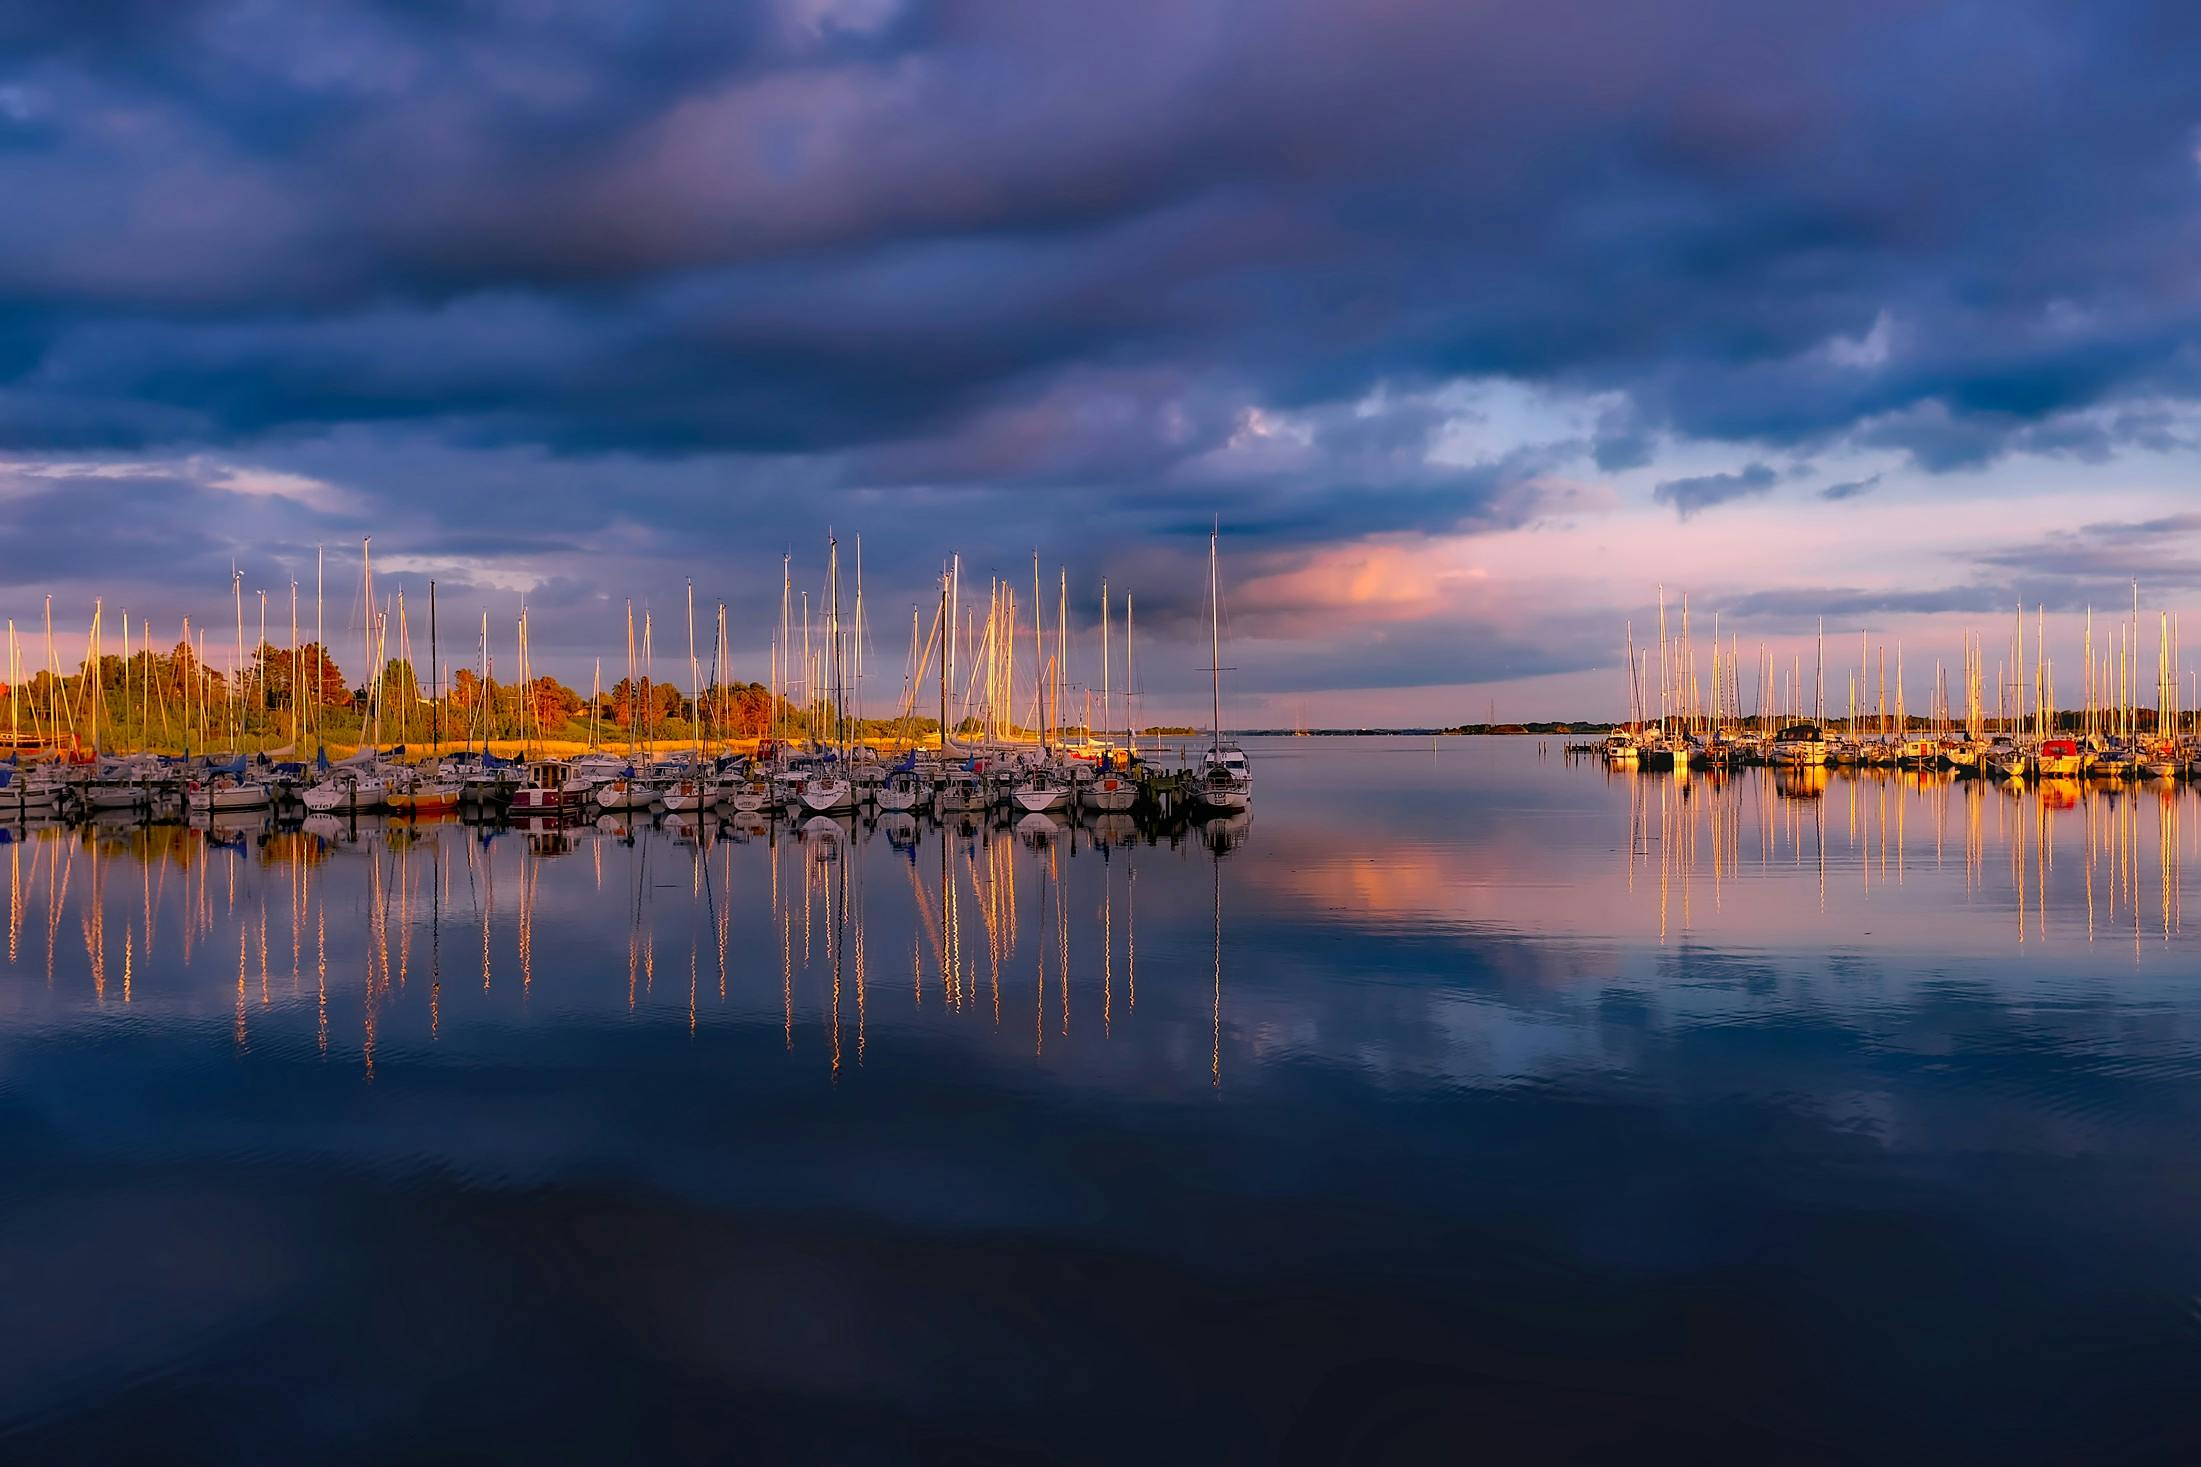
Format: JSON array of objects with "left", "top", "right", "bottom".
[{"left": 5, "top": 737, "right": 2200, "bottom": 1463}]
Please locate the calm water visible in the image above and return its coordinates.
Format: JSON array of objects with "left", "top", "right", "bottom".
[{"left": 5, "top": 737, "right": 2201, "bottom": 1463}]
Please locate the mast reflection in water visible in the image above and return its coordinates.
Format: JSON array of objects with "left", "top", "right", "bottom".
[{"left": 5, "top": 737, "right": 2201, "bottom": 1463}]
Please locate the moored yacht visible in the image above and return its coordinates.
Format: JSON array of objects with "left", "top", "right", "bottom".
[
  {"left": 509, "top": 759, "right": 584, "bottom": 814},
  {"left": 1193, "top": 522, "right": 1253, "bottom": 813},
  {"left": 1012, "top": 767, "right": 1071, "bottom": 814},
  {"left": 1772, "top": 723, "right": 1830, "bottom": 767}
]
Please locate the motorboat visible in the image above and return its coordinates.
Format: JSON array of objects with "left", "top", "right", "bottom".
[
  {"left": 1195, "top": 743, "right": 1253, "bottom": 811},
  {"left": 2035, "top": 737, "right": 2082, "bottom": 779},
  {"left": 1772, "top": 723, "right": 1830, "bottom": 768},
  {"left": 509, "top": 760, "right": 584, "bottom": 814}
]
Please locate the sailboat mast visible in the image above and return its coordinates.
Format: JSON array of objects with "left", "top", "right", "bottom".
[
  {"left": 360, "top": 538, "right": 373, "bottom": 748},
  {"left": 1208, "top": 522, "right": 1223, "bottom": 748},
  {"left": 1126, "top": 593, "right": 1137, "bottom": 756},
  {"left": 233, "top": 570, "right": 245, "bottom": 749},
  {"left": 686, "top": 578, "right": 699, "bottom": 761},
  {"left": 1101, "top": 578, "right": 1112, "bottom": 753}
]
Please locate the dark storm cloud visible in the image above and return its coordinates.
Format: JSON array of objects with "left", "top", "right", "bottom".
[
  {"left": 1817, "top": 473, "right": 1883, "bottom": 502},
  {"left": 1972, "top": 514, "right": 2201, "bottom": 591},
  {"left": 1718, "top": 584, "right": 2017, "bottom": 622},
  {"left": 3, "top": 1, "right": 2197, "bottom": 459},
  {"left": 1651, "top": 463, "right": 1778, "bottom": 518}
]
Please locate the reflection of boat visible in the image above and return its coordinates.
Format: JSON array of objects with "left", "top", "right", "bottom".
[
  {"left": 1086, "top": 812, "right": 1138, "bottom": 846},
  {"left": 1015, "top": 810, "right": 1068, "bottom": 843},
  {"left": 802, "top": 815, "right": 846, "bottom": 856},
  {"left": 1195, "top": 809, "right": 1252, "bottom": 853},
  {"left": 190, "top": 805, "right": 270, "bottom": 837},
  {"left": 1775, "top": 765, "right": 1830, "bottom": 800},
  {"left": 302, "top": 813, "right": 350, "bottom": 843},
  {"left": 880, "top": 812, "right": 920, "bottom": 852}
]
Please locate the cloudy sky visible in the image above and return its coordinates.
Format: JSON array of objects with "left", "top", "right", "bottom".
[{"left": 4, "top": 0, "right": 2200, "bottom": 724}]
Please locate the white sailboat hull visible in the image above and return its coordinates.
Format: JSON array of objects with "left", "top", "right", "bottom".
[
  {"left": 875, "top": 784, "right": 926, "bottom": 812},
  {"left": 302, "top": 779, "right": 388, "bottom": 812},
  {"left": 1086, "top": 776, "right": 1137, "bottom": 811},
  {"left": 798, "top": 780, "right": 855, "bottom": 814},
  {"left": 188, "top": 783, "right": 272, "bottom": 812}
]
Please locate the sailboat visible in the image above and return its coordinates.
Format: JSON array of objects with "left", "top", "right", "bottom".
[
  {"left": 796, "top": 537, "right": 858, "bottom": 815},
  {"left": 1194, "top": 523, "right": 1253, "bottom": 812},
  {"left": 186, "top": 755, "right": 272, "bottom": 812},
  {"left": 1088, "top": 581, "right": 1139, "bottom": 812}
]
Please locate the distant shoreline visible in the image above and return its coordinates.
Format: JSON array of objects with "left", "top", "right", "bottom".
[{"left": 1228, "top": 724, "right": 1613, "bottom": 738}]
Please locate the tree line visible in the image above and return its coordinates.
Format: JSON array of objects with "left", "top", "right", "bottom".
[{"left": 1, "top": 641, "right": 946, "bottom": 750}]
